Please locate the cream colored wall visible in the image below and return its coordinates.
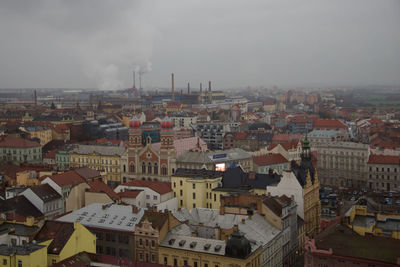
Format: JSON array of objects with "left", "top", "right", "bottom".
[
  {"left": 85, "top": 191, "right": 113, "bottom": 206},
  {"left": 66, "top": 183, "right": 90, "bottom": 212}
]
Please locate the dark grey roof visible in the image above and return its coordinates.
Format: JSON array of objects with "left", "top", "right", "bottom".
[
  {"left": 248, "top": 122, "right": 272, "bottom": 131},
  {"left": 0, "top": 244, "right": 45, "bottom": 256},
  {"left": 29, "top": 184, "right": 61, "bottom": 202},
  {"left": 0, "top": 195, "right": 44, "bottom": 219},
  {"left": 0, "top": 223, "right": 39, "bottom": 237},
  {"left": 220, "top": 166, "right": 280, "bottom": 190},
  {"left": 173, "top": 168, "right": 223, "bottom": 179}
]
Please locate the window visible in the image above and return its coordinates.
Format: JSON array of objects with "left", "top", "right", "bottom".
[
  {"left": 193, "top": 203, "right": 196, "bottom": 208},
  {"left": 180, "top": 190, "right": 183, "bottom": 196},
  {"left": 106, "top": 233, "right": 111, "bottom": 241},
  {"left": 180, "top": 180, "right": 183, "bottom": 186},
  {"left": 148, "top": 162, "right": 152, "bottom": 174},
  {"left": 18, "top": 260, "right": 22, "bottom": 267},
  {"left": 173, "top": 182, "right": 176, "bottom": 188},
  {"left": 214, "top": 194, "right": 216, "bottom": 201},
  {"left": 152, "top": 240, "right": 155, "bottom": 247},
  {"left": 153, "top": 195, "right": 158, "bottom": 200},
  {"left": 146, "top": 195, "right": 150, "bottom": 199},
  {"left": 194, "top": 262, "right": 198, "bottom": 267},
  {"left": 142, "top": 162, "right": 146, "bottom": 173},
  {"left": 152, "top": 254, "right": 156, "bottom": 262},
  {"left": 139, "top": 239, "right": 143, "bottom": 245},
  {"left": 140, "top": 253, "right": 143, "bottom": 261},
  {"left": 184, "top": 260, "right": 188, "bottom": 266},
  {"left": 130, "top": 163, "right": 135, "bottom": 173},
  {"left": 174, "top": 258, "right": 177, "bottom": 266},
  {"left": 146, "top": 239, "right": 149, "bottom": 246},
  {"left": 164, "top": 257, "right": 168, "bottom": 265},
  {"left": 3, "top": 259, "right": 7, "bottom": 265},
  {"left": 192, "top": 183, "right": 196, "bottom": 189},
  {"left": 180, "top": 200, "right": 183, "bottom": 206},
  {"left": 154, "top": 163, "right": 158, "bottom": 174},
  {"left": 96, "top": 245, "right": 103, "bottom": 254},
  {"left": 193, "top": 192, "right": 196, "bottom": 199},
  {"left": 162, "top": 166, "right": 167, "bottom": 175}
]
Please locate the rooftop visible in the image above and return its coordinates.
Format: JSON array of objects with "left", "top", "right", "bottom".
[
  {"left": 87, "top": 180, "right": 120, "bottom": 200},
  {"left": 28, "top": 183, "right": 62, "bottom": 202},
  {"left": 0, "top": 243, "right": 45, "bottom": 256},
  {"left": 0, "top": 136, "right": 40, "bottom": 148},
  {"left": 368, "top": 154, "right": 400, "bottom": 165},
  {"left": 173, "top": 168, "right": 223, "bottom": 179},
  {"left": 72, "top": 144, "right": 125, "bottom": 156},
  {"left": 57, "top": 203, "right": 144, "bottom": 233},
  {"left": 45, "top": 170, "right": 85, "bottom": 187},
  {"left": 313, "top": 119, "right": 347, "bottom": 128},
  {"left": 315, "top": 224, "right": 400, "bottom": 264},
  {"left": 178, "top": 148, "right": 251, "bottom": 164},
  {"left": 253, "top": 153, "right": 288, "bottom": 166},
  {"left": 34, "top": 220, "right": 75, "bottom": 255},
  {"left": 119, "top": 180, "right": 172, "bottom": 195}
]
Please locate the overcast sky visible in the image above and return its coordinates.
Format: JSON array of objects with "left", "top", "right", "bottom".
[{"left": 0, "top": 0, "right": 399, "bottom": 90}]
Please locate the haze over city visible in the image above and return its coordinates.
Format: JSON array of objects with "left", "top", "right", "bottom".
[{"left": 1, "top": 0, "right": 399, "bottom": 90}]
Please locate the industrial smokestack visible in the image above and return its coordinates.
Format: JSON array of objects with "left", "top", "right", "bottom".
[
  {"left": 200, "top": 83, "right": 202, "bottom": 93},
  {"left": 133, "top": 70, "right": 136, "bottom": 89},
  {"left": 139, "top": 72, "right": 142, "bottom": 90},
  {"left": 209, "top": 81, "right": 211, "bottom": 92},
  {"left": 187, "top": 83, "right": 190, "bottom": 94},
  {"left": 171, "top": 73, "right": 175, "bottom": 101},
  {"left": 34, "top": 90, "right": 37, "bottom": 106}
]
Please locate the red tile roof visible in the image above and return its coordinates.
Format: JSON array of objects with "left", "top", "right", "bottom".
[
  {"left": 280, "top": 141, "right": 300, "bottom": 151},
  {"left": 47, "top": 170, "right": 86, "bottom": 187},
  {"left": 272, "top": 133, "right": 303, "bottom": 142},
  {"left": 253, "top": 153, "right": 288, "bottom": 166},
  {"left": 73, "top": 167, "right": 102, "bottom": 180},
  {"left": 0, "top": 136, "right": 40, "bottom": 148},
  {"left": 117, "top": 189, "right": 143, "bottom": 198},
  {"left": 120, "top": 180, "right": 172, "bottom": 195},
  {"left": 368, "top": 154, "right": 400, "bottom": 165},
  {"left": 87, "top": 180, "right": 120, "bottom": 200},
  {"left": 34, "top": 220, "right": 75, "bottom": 255},
  {"left": 44, "top": 149, "right": 57, "bottom": 159},
  {"left": 235, "top": 132, "right": 247, "bottom": 140},
  {"left": 314, "top": 119, "right": 346, "bottom": 129}
]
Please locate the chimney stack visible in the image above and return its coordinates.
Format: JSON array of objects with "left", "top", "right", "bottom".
[
  {"left": 209, "top": 81, "right": 211, "bottom": 92},
  {"left": 200, "top": 83, "right": 202, "bottom": 93},
  {"left": 171, "top": 73, "right": 175, "bottom": 101},
  {"left": 133, "top": 70, "right": 136, "bottom": 89},
  {"left": 187, "top": 83, "right": 190, "bottom": 94},
  {"left": 34, "top": 90, "right": 37, "bottom": 106},
  {"left": 139, "top": 72, "right": 142, "bottom": 90}
]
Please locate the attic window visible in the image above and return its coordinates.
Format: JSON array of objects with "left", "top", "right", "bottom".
[
  {"left": 190, "top": 242, "right": 197, "bottom": 248},
  {"left": 168, "top": 239, "right": 175, "bottom": 245},
  {"left": 204, "top": 244, "right": 211, "bottom": 250},
  {"left": 98, "top": 219, "right": 105, "bottom": 223},
  {"left": 179, "top": 240, "right": 186, "bottom": 247},
  {"left": 214, "top": 245, "right": 222, "bottom": 252}
]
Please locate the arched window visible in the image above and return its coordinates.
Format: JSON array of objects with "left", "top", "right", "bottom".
[
  {"left": 130, "top": 163, "right": 135, "bottom": 173},
  {"left": 154, "top": 163, "right": 158, "bottom": 174},
  {"left": 142, "top": 162, "right": 146, "bottom": 173},
  {"left": 161, "top": 166, "right": 167, "bottom": 175},
  {"left": 148, "top": 162, "right": 152, "bottom": 174},
  {"left": 135, "top": 137, "right": 138, "bottom": 144},
  {"left": 123, "top": 165, "right": 126, "bottom": 173}
]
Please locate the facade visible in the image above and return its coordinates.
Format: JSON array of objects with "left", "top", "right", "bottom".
[
  {"left": 267, "top": 138, "right": 321, "bottom": 239},
  {"left": 20, "top": 184, "right": 63, "bottom": 219},
  {"left": 192, "top": 122, "right": 240, "bottom": 149},
  {"left": 134, "top": 210, "right": 182, "bottom": 264},
  {"left": 57, "top": 203, "right": 144, "bottom": 260},
  {"left": 0, "top": 243, "right": 47, "bottom": 267},
  {"left": 19, "top": 125, "right": 52, "bottom": 146},
  {"left": 177, "top": 148, "right": 253, "bottom": 173},
  {"left": 307, "top": 129, "right": 348, "bottom": 145},
  {"left": 70, "top": 144, "right": 125, "bottom": 185},
  {"left": 314, "top": 141, "right": 369, "bottom": 188},
  {"left": 169, "top": 112, "right": 197, "bottom": 130},
  {"left": 33, "top": 220, "right": 96, "bottom": 265},
  {"left": 0, "top": 136, "right": 42, "bottom": 164},
  {"left": 114, "top": 180, "right": 176, "bottom": 211},
  {"left": 55, "top": 144, "right": 76, "bottom": 170},
  {"left": 120, "top": 116, "right": 176, "bottom": 183},
  {"left": 367, "top": 154, "right": 400, "bottom": 191},
  {"left": 171, "top": 168, "right": 223, "bottom": 209}
]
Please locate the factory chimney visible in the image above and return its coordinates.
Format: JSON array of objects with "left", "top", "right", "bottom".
[
  {"left": 200, "top": 83, "right": 202, "bottom": 93},
  {"left": 139, "top": 72, "right": 142, "bottom": 90},
  {"left": 209, "top": 81, "right": 211, "bottom": 92},
  {"left": 34, "top": 90, "right": 37, "bottom": 106},
  {"left": 187, "top": 83, "right": 190, "bottom": 94},
  {"left": 171, "top": 73, "right": 175, "bottom": 101},
  {"left": 133, "top": 70, "right": 136, "bottom": 89}
]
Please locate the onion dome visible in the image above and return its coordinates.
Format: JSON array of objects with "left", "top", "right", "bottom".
[
  {"left": 129, "top": 116, "right": 141, "bottom": 128},
  {"left": 225, "top": 231, "right": 252, "bottom": 259},
  {"left": 161, "top": 116, "right": 173, "bottom": 129}
]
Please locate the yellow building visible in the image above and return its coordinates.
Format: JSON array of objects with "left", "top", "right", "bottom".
[
  {"left": 159, "top": 230, "right": 262, "bottom": 267},
  {"left": 34, "top": 221, "right": 96, "bottom": 266},
  {"left": 20, "top": 125, "right": 53, "bottom": 146},
  {"left": 345, "top": 205, "right": 400, "bottom": 240},
  {"left": 0, "top": 243, "right": 47, "bottom": 267},
  {"left": 70, "top": 144, "right": 125, "bottom": 184},
  {"left": 172, "top": 168, "right": 223, "bottom": 210}
]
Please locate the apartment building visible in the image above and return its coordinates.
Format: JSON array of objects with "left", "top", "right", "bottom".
[{"left": 367, "top": 154, "right": 400, "bottom": 191}]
